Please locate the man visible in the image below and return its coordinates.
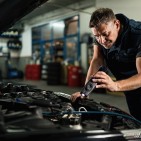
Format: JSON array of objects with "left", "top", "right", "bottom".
[{"left": 71, "top": 8, "right": 141, "bottom": 121}]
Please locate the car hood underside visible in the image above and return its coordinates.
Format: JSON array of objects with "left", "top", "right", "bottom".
[{"left": 0, "top": 0, "right": 48, "bottom": 34}]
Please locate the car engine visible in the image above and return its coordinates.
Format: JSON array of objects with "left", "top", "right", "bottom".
[{"left": 0, "top": 82, "right": 141, "bottom": 141}]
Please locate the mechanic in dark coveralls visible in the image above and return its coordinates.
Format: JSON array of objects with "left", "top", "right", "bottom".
[{"left": 71, "top": 8, "right": 141, "bottom": 121}]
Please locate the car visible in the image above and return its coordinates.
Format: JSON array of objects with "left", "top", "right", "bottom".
[
  {"left": 0, "top": 81, "right": 141, "bottom": 141},
  {"left": 0, "top": 1, "right": 141, "bottom": 141}
]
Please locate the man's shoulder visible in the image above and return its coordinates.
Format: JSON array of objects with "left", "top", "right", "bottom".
[
  {"left": 116, "top": 13, "right": 141, "bottom": 33},
  {"left": 129, "top": 20, "right": 141, "bottom": 34}
]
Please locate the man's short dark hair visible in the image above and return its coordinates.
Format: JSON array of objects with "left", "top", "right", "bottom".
[{"left": 89, "top": 8, "right": 116, "bottom": 28}]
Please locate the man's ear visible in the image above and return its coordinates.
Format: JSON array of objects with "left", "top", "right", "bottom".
[{"left": 114, "top": 19, "right": 120, "bottom": 30}]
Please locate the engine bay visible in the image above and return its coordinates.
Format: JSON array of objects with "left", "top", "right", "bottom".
[{"left": 0, "top": 82, "right": 141, "bottom": 141}]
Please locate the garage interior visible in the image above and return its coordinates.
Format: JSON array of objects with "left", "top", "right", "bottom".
[
  {"left": 0, "top": 0, "right": 131, "bottom": 112},
  {"left": 1, "top": 0, "right": 141, "bottom": 140},
  {"left": 1, "top": 0, "right": 138, "bottom": 112}
]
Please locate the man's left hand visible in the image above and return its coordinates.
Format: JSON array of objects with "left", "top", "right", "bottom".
[{"left": 92, "top": 71, "right": 118, "bottom": 92}]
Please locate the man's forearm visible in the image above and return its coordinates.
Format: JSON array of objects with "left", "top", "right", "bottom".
[
  {"left": 85, "top": 61, "right": 104, "bottom": 84},
  {"left": 115, "top": 73, "right": 141, "bottom": 91}
]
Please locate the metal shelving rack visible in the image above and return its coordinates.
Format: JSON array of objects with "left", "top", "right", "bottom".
[{"left": 32, "top": 15, "right": 80, "bottom": 80}]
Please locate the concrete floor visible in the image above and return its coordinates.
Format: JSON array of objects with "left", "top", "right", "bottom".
[{"left": 4, "top": 79, "right": 129, "bottom": 114}]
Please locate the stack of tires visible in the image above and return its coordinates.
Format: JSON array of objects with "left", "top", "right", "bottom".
[{"left": 47, "top": 62, "right": 61, "bottom": 85}]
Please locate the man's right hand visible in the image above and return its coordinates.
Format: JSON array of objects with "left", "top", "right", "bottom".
[
  {"left": 71, "top": 91, "right": 89, "bottom": 102},
  {"left": 71, "top": 92, "right": 81, "bottom": 102}
]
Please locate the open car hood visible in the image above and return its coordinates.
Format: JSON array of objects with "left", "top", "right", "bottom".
[{"left": 0, "top": 0, "right": 48, "bottom": 34}]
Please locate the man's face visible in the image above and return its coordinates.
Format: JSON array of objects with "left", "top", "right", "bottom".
[{"left": 91, "top": 20, "right": 120, "bottom": 49}]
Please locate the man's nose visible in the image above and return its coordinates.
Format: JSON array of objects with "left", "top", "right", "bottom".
[{"left": 100, "top": 36, "right": 106, "bottom": 44}]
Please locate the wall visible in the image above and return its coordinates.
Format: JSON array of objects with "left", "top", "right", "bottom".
[
  {"left": 79, "top": 7, "right": 94, "bottom": 38},
  {"left": 96, "top": 0, "right": 141, "bottom": 20},
  {"left": 21, "top": 25, "right": 32, "bottom": 57},
  {"left": 79, "top": 8, "right": 94, "bottom": 73}
]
